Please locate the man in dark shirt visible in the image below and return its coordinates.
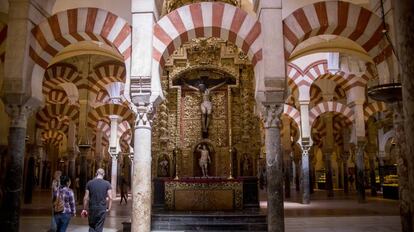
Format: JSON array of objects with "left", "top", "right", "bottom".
[{"left": 81, "top": 168, "right": 112, "bottom": 232}]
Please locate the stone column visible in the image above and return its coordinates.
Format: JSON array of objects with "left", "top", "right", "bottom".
[
  {"left": 67, "top": 121, "right": 77, "bottom": 180},
  {"left": 282, "top": 150, "right": 291, "bottom": 198},
  {"left": 342, "top": 152, "right": 350, "bottom": 194},
  {"left": 110, "top": 155, "right": 118, "bottom": 198},
  {"left": 322, "top": 114, "right": 334, "bottom": 197},
  {"left": 281, "top": 117, "right": 292, "bottom": 198},
  {"left": 394, "top": 1, "right": 414, "bottom": 230},
  {"left": 391, "top": 102, "right": 411, "bottom": 231},
  {"left": 131, "top": 102, "right": 153, "bottom": 232},
  {"left": 0, "top": 104, "right": 33, "bottom": 231},
  {"left": 378, "top": 155, "right": 385, "bottom": 189},
  {"left": 262, "top": 104, "right": 284, "bottom": 232},
  {"left": 109, "top": 115, "right": 121, "bottom": 199},
  {"left": 298, "top": 100, "right": 312, "bottom": 202},
  {"left": 337, "top": 156, "right": 343, "bottom": 189},
  {"left": 368, "top": 154, "right": 377, "bottom": 197},
  {"left": 354, "top": 141, "right": 366, "bottom": 203},
  {"left": 78, "top": 145, "right": 89, "bottom": 200},
  {"left": 300, "top": 144, "right": 311, "bottom": 204}
]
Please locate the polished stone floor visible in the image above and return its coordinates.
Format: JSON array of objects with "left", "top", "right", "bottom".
[{"left": 19, "top": 188, "right": 401, "bottom": 231}]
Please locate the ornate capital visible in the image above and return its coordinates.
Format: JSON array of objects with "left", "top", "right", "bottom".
[
  {"left": 356, "top": 141, "right": 367, "bottom": 155},
  {"left": 134, "top": 104, "right": 154, "bottom": 129},
  {"left": 261, "top": 103, "right": 283, "bottom": 129},
  {"left": 301, "top": 144, "right": 311, "bottom": 156},
  {"left": 5, "top": 104, "right": 34, "bottom": 128}
]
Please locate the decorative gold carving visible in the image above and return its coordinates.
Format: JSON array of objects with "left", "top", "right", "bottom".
[
  {"left": 152, "top": 31, "right": 261, "bottom": 179},
  {"left": 166, "top": 0, "right": 240, "bottom": 14},
  {"left": 164, "top": 180, "right": 243, "bottom": 210}
]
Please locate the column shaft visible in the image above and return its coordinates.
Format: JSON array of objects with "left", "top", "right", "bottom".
[
  {"left": 78, "top": 148, "right": 88, "bottom": 200},
  {"left": 343, "top": 157, "right": 349, "bottom": 194},
  {"left": 265, "top": 126, "right": 284, "bottom": 232},
  {"left": 301, "top": 147, "right": 310, "bottom": 204},
  {"left": 131, "top": 106, "right": 152, "bottom": 232},
  {"left": 263, "top": 104, "right": 284, "bottom": 232},
  {"left": 324, "top": 152, "right": 334, "bottom": 197},
  {"left": 355, "top": 143, "right": 366, "bottom": 203},
  {"left": 111, "top": 156, "right": 118, "bottom": 198},
  {"left": 369, "top": 157, "right": 377, "bottom": 196},
  {"left": 0, "top": 127, "right": 26, "bottom": 231},
  {"left": 394, "top": 1, "right": 414, "bottom": 230},
  {"left": 283, "top": 152, "right": 291, "bottom": 198}
]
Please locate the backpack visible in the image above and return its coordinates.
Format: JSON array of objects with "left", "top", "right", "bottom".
[{"left": 53, "top": 189, "right": 65, "bottom": 213}]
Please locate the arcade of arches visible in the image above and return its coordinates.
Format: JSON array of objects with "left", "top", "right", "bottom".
[{"left": 0, "top": 0, "right": 414, "bottom": 231}]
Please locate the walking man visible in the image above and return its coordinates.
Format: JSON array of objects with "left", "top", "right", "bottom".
[{"left": 81, "top": 168, "right": 112, "bottom": 232}]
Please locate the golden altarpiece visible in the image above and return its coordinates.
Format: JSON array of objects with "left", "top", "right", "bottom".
[{"left": 150, "top": 37, "right": 262, "bottom": 210}]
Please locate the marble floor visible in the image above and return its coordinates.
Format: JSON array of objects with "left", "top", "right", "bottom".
[{"left": 19, "top": 189, "right": 401, "bottom": 232}]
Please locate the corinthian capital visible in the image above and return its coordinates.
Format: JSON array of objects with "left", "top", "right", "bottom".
[{"left": 261, "top": 103, "right": 283, "bottom": 129}]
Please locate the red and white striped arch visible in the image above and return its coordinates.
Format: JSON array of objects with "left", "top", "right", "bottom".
[
  {"left": 40, "top": 118, "right": 69, "bottom": 133},
  {"left": 364, "top": 101, "right": 387, "bottom": 121},
  {"left": 47, "top": 89, "right": 69, "bottom": 104},
  {"left": 153, "top": 2, "right": 262, "bottom": 69},
  {"left": 30, "top": 8, "right": 131, "bottom": 101},
  {"left": 303, "top": 60, "right": 328, "bottom": 85},
  {"left": 286, "top": 63, "right": 303, "bottom": 94},
  {"left": 283, "top": 1, "right": 388, "bottom": 63},
  {"left": 309, "top": 101, "right": 354, "bottom": 127},
  {"left": 42, "top": 130, "right": 66, "bottom": 146},
  {"left": 36, "top": 104, "right": 79, "bottom": 128},
  {"left": 282, "top": 104, "right": 301, "bottom": 128},
  {"left": 30, "top": 8, "right": 131, "bottom": 68},
  {"left": 43, "top": 63, "right": 81, "bottom": 95},
  {"left": 90, "top": 61, "right": 126, "bottom": 94},
  {"left": 0, "top": 24, "right": 7, "bottom": 63},
  {"left": 88, "top": 104, "right": 135, "bottom": 127}
]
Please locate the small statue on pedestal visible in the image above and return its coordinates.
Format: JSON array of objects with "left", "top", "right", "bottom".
[{"left": 197, "top": 144, "right": 211, "bottom": 177}]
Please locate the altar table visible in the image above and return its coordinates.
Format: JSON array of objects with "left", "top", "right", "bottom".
[{"left": 164, "top": 177, "right": 243, "bottom": 211}]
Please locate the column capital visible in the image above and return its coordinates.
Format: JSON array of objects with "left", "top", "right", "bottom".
[
  {"left": 261, "top": 103, "right": 283, "bottom": 129},
  {"left": 133, "top": 103, "right": 154, "bottom": 129},
  {"left": 109, "top": 114, "right": 121, "bottom": 121},
  {"left": 301, "top": 144, "right": 311, "bottom": 156},
  {"left": 5, "top": 104, "right": 35, "bottom": 128},
  {"left": 110, "top": 152, "right": 119, "bottom": 159}
]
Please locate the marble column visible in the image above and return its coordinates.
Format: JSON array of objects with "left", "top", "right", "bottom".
[
  {"left": 67, "top": 150, "right": 77, "bottom": 180},
  {"left": 110, "top": 155, "right": 118, "bottom": 198},
  {"left": 78, "top": 146, "right": 89, "bottom": 200},
  {"left": 337, "top": 157, "right": 343, "bottom": 189},
  {"left": 283, "top": 150, "right": 291, "bottom": 199},
  {"left": 263, "top": 104, "right": 284, "bottom": 232},
  {"left": 322, "top": 114, "right": 334, "bottom": 197},
  {"left": 355, "top": 142, "right": 366, "bottom": 203},
  {"left": 131, "top": 103, "right": 153, "bottom": 232},
  {"left": 67, "top": 121, "right": 77, "bottom": 180},
  {"left": 0, "top": 104, "right": 33, "bottom": 231},
  {"left": 391, "top": 102, "right": 411, "bottom": 231},
  {"left": 368, "top": 155, "right": 377, "bottom": 197},
  {"left": 300, "top": 144, "right": 311, "bottom": 204},
  {"left": 342, "top": 152, "right": 350, "bottom": 194},
  {"left": 109, "top": 115, "right": 121, "bottom": 199},
  {"left": 394, "top": 1, "right": 414, "bottom": 230},
  {"left": 323, "top": 151, "right": 334, "bottom": 197}
]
